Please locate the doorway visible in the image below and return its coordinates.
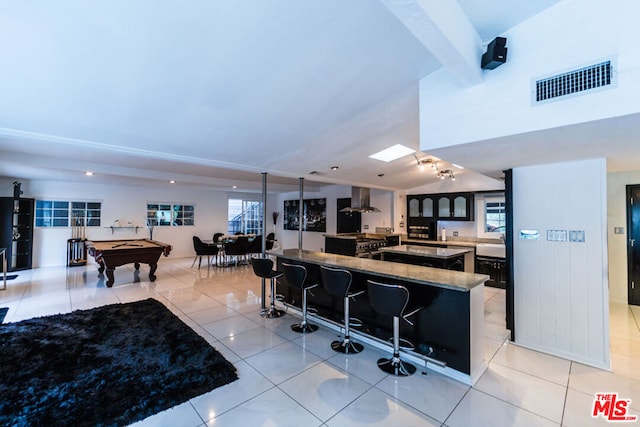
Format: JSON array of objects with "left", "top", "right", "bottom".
[{"left": 626, "top": 185, "right": 640, "bottom": 305}]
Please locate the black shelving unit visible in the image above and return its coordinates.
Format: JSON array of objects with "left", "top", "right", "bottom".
[{"left": 0, "top": 196, "right": 35, "bottom": 272}]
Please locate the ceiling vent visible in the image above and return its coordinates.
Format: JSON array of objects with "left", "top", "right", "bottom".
[{"left": 532, "top": 59, "right": 615, "bottom": 105}]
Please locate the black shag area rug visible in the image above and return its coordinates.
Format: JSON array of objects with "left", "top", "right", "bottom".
[{"left": 0, "top": 298, "right": 238, "bottom": 426}]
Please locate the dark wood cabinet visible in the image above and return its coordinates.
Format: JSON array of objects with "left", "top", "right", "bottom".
[
  {"left": 407, "top": 194, "right": 437, "bottom": 223},
  {"left": 337, "top": 197, "right": 361, "bottom": 233},
  {"left": 437, "top": 193, "right": 474, "bottom": 220},
  {"left": 408, "top": 192, "right": 474, "bottom": 224},
  {"left": 382, "top": 252, "right": 465, "bottom": 271},
  {"left": 0, "top": 197, "right": 34, "bottom": 272},
  {"left": 475, "top": 256, "right": 506, "bottom": 289}
]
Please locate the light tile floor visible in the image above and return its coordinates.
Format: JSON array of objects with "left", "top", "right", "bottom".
[{"left": 1, "top": 257, "right": 639, "bottom": 426}]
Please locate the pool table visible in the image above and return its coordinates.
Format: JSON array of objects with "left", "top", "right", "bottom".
[{"left": 86, "top": 239, "right": 172, "bottom": 287}]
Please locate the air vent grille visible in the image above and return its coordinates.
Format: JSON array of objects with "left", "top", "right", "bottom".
[{"left": 534, "top": 60, "right": 614, "bottom": 103}]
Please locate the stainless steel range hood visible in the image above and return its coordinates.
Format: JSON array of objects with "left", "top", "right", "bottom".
[{"left": 340, "top": 187, "right": 381, "bottom": 213}]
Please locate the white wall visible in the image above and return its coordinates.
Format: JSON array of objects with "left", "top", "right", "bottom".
[
  {"left": 1, "top": 178, "right": 279, "bottom": 268},
  {"left": 513, "top": 159, "right": 610, "bottom": 369},
  {"left": 420, "top": 0, "right": 640, "bottom": 149},
  {"left": 606, "top": 169, "right": 640, "bottom": 303}
]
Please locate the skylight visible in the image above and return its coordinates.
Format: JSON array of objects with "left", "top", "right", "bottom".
[{"left": 369, "top": 144, "right": 415, "bottom": 162}]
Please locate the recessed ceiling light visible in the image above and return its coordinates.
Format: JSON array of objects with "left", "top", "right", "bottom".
[
  {"left": 330, "top": 166, "right": 339, "bottom": 170},
  {"left": 232, "top": 185, "right": 237, "bottom": 189},
  {"left": 169, "top": 180, "right": 176, "bottom": 184},
  {"left": 84, "top": 171, "right": 94, "bottom": 176},
  {"left": 369, "top": 144, "right": 415, "bottom": 162}
]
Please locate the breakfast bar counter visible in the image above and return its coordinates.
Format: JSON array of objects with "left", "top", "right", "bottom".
[{"left": 273, "top": 249, "right": 488, "bottom": 383}]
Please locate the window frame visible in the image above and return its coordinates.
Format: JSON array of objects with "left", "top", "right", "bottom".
[
  {"left": 35, "top": 199, "right": 102, "bottom": 228},
  {"left": 477, "top": 195, "right": 506, "bottom": 238},
  {"left": 228, "top": 198, "right": 263, "bottom": 235},
  {"left": 146, "top": 202, "right": 195, "bottom": 227}
]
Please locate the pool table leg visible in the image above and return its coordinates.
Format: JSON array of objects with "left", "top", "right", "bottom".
[
  {"left": 134, "top": 262, "right": 141, "bottom": 270},
  {"left": 149, "top": 263, "right": 158, "bottom": 282},
  {"left": 105, "top": 269, "right": 115, "bottom": 288}
]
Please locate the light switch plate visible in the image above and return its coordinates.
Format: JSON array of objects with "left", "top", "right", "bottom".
[
  {"left": 614, "top": 227, "right": 625, "bottom": 234},
  {"left": 569, "top": 230, "right": 585, "bottom": 242},
  {"left": 547, "top": 230, "right": 567, "bottom": 242}
]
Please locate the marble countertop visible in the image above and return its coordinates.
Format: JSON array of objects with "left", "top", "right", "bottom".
[
  {"left": 274, "top": 249, "right": 488, "bottom": 292},
  {"left": 379, "top": 244, "right": 472, "bottom": 259},
  {"left": 402, "top": 239, "right": 488, "bottom": 248}
]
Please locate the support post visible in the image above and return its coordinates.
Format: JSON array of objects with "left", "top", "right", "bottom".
[
  {"left": 260, "top": 172, "right": 267, "bottom": 310},
  {"left": 298, "top": 178, "right": 304, "bottom": 250}
]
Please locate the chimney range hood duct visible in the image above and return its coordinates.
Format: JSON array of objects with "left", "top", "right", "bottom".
[{"left": 340, "top": 187, "right": 381, "bottom": 213}]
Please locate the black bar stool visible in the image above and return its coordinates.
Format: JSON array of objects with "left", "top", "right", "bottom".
[
  {"left": 251, "top": 257, "right": 285, "bottom": 318},
  {"left": 282, "top": 262, "right": 318, "bottom": 333},
  {"left": 320, "top": 265, "right": 364, "bottom": 354},
  {"left": 367, "top": 279, "right": 422, "bottom": 376}
]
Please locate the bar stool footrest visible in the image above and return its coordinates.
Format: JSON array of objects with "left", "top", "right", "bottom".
[
  {"left": 388, "top": 337, "right": 415, "bottom": 351},
  {"left": 347, "top": 317, "right": 363, "bottom": 328}
]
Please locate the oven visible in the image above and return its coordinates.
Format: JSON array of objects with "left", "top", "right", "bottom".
[{"left": 355, "top": 238, "right": 386, "bottom": 259}]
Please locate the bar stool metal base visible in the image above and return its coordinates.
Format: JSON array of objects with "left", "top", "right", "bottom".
[
  {"left": 291, "top": 323, "right": 318, "bottom": 333},
  {"left": 331, "top": 339, "right": 363, "bottom": 354},
  {"left": 377, "top": 355, "right": 416, "bottom": 376},
  {"left": 261, "top": 307, "right": 285, "bottom": 318}
]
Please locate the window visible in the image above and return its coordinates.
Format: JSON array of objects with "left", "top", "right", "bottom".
[
  {"left": 228, "top": 199, "right": 263, "bottom": 235},
  {"left": 485, "top": 199, "right": 506, "bottom": 233},
  {"left": 72, "top": 202, "right": 102, "bottom": 226},
  {"left": 146, "top": 203, "right": 194, "bottom": 226},
  {"left": 35, "top": 200, "right": 102, "bottom": 227}
]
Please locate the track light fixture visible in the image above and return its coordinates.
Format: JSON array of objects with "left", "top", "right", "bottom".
[
  {"left": 414, "top": 155, "right": 455, "bottom": 180},
  {"left": 437, "top": 169, "right": 456, "bottom": 181}
]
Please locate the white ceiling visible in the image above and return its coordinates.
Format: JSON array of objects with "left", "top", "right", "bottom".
[{"left": 6, "top": 0, "right": 632, "bottom": 195}]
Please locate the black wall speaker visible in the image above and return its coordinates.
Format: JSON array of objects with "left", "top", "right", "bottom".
[{"left": 481, "top": 37, "right": 507, "bottom": 70}]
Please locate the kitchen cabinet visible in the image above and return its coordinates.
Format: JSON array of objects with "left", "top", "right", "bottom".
[
  {"left": 475, "top": 256, "right": 506, "bottom": 288},
  {"left": 437, "top": 193, "right": 474, "bottom": 220},
  {"left": 0, "top": 197, "right": 34, "bottom": 272},
  {"left": 336, "top": 198, "right": 361, "bottom": 233},
  {"left": 407, "top": 194, "right": 437, "bottom": 223},
  {"left": 380, "top": 245, "right": 467, "bottom": 271},
  {"left": 407, "top": 192, "right": 474, "bottom": 223}
]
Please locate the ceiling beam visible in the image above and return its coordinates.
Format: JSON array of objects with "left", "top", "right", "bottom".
[{"left": 379, "top": 0, "right": 484, "bottom": 86}]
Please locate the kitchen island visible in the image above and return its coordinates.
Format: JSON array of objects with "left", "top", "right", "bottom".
[
  {"left": 273, "top": 249, "right": 488, "bottom": 384},
  {"left": 379, "top": 244, "right": 472, "bottom": 271}
]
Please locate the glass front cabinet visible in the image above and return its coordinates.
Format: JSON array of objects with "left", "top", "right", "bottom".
[
  {"left": 408, "top": 192, "right": 474, "bottom": 222},
  {"left": 407, "top": 194, "right": 437, "bottom": 224}
]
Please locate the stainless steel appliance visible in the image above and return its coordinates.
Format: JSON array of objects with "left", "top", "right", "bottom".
[{"left": 354, "top": 238, "right": 386, "bottom": 258}]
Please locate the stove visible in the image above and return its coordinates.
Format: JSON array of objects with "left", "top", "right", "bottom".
[{"left": 355, "top": 238, "right": 387, "bottom": 258}]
